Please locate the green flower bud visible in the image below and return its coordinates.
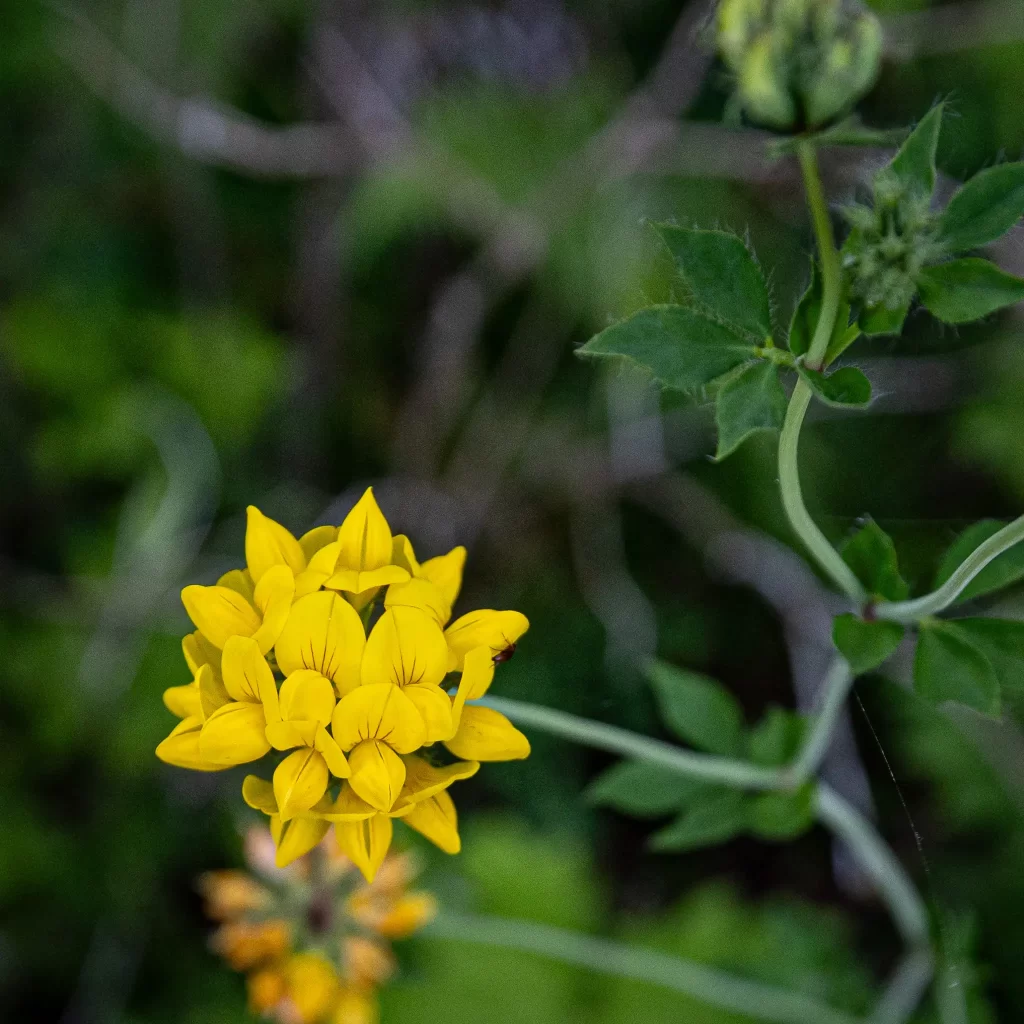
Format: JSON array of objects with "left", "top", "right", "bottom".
[{"left": 716, "top": 0, "right": 883, "bottom": 131}]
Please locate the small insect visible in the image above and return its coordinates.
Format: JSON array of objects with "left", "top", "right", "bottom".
[{"left": 492, "top": 642, "right": 516, "bottom": 664}]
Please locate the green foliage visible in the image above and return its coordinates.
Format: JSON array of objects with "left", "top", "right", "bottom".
[
  {"left": 938, "top": 163, "right": 1024, "bottom": 251},
  {"left": 586, "top": 761, "right": 708, "bottom": 818},
  {"left": 797, "top": 365, "right": 872, "bottom": 407},
  {"left": 747, "top": 784, "right": 816, "bottom": 841},
  {"left": 646, "top": 660, "right": 745, "bottom": 757},
  {"left": 746, "top": 707, "right": 806, "bottom": 767},
  {"left": 914, "top": 620, "right": 1000, "bottom": 715},
  {"left": 832, "top": 614, "right": 905, "bottom": 674},
  {"left": 934, "top": 520, "right": 1024, "bottom": 603},
  {"left": 788, "top": 260, "right": 852, "bottom": 358},
  {"left": 648, "top": 789, "right": 747, "bottom": 852},
  {"left": 857, "top": 300, "right": 909, "bottom": 337},
  {"left": 713, "top": 361, "right": 787, "bottom": 461},
  {"left": 840, "top": 519, "right": 910, "bottom": 602},
  {"left": 652, "top": 225, "right": 772, "bottom": 340},
  {"left": 890, "top": 103, "right": 945, "bottom": 197},
  {"left": 918, "top": 258, "right": 1024, "bottom": 324}
]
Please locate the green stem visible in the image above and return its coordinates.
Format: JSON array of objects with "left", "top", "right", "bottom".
[
  {"left": 784, "top": 657, "right": 855, "bottom": 785},
  {"left": 869, "top": 950, "right": 934, "bottom": 1024},
  {"left": 479, "top": 695, "right": 783, "bottom": 790},
  {"left": 814, "top": 784, "right": 930, "bottom": 949},
  {"left": 873, "top": 512, "right": 1024, "bottom": 623},
  {"left": 777, "top": 144, "right": 868, "bottom": 604},
  {"left": 427, "top": 910, "right": 862, "bottom": 1024}
]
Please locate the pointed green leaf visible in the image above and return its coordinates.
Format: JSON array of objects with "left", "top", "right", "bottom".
[
  {"left": 938, "top": 163, "right": 1024, "bottom": 252},
  {"left": 788, "top": 261, "right": 853, "bottom": 358},
  {"left": 919, "top": 258, "right": 1024, "bottom": 324},
  {"left": 714, "top": 360, "right": 786, "bottom": 460},
  {"left": 653, "top": 225, "right": 771, "bottom": 340},
  {"left": 648, "top": 789, "right": 747, "bottom": 852},
  {"left": 746, "top": 707, "right": 806, "bottom": 767},
  {"left": 949, "top": 618, "right": 1024, "bottom": 695},
  {"left": 646, "top": 660, "right": 745, "bottom": 757},
  {"left": 833, "top": 614, "right": 905, "bottom": 674},
  {"left": 772, "top": 118, "right": 908, "bottom": 154},
  {"left": 841, "top": 518, "right": 909, "bottom": 602},
  {"left": 858, "top": 301, "right": 909, "bottom": 337},
  {"left": 798, "top": 365, "right": 872, "bottom": 408},
  {"left": 934, "top": 520, "right": 1024, "bottom": 604},
  {"left": 577, "top": 305, "right": 758, "bottom": 392},
  {"left": 889, "top": 103, "right": 944, "bottom": 197},
  {"left": 914, "top": 620, "right": 1000, "bottom": 715},
  {"left": 747, "top": 783, "right": 816, "bottom": 841},
  {"left": 586, "top": 761, "right": 711, "bottom": 818}
]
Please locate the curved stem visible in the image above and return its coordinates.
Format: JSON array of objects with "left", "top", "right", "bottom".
[
  {"left": 870, "top": 950, "right": 934, "bottom": 1024},
  {"left": 785, "top": 656, "right": 855, "bottom": 784},
  {"left": 873, "top": 512, "right": 1024, "bottom": 623},
  {"left": 428, "top": 910, "right": 862, "bottom": 1024},
  {"left": 479, "top": 695, "right": 783, "bottom": 790},
  {"left": 814, "top": 784, "right": 930, "bottom": 949}
]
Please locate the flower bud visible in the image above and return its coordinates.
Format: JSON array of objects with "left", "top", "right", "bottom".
[{"left": 716, "top": 0, "right": 883, "bottom": 131}]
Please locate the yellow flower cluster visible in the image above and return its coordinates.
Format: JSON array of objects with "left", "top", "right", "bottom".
[
  {"left": 157, "top": 488, "right": 530, "bottom": 878},
  {"left": 201, "top": 827, "right": 435, "bottom": 1024}
]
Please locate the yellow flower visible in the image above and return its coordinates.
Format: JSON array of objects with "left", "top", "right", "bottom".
[
  {"left": 275, "top": 590, "right": 365, "bottom": 697},
  {"left": 198, "top": 869, "right": 270, "bottom": 920},
  {"left": 212, "top": 919, "right": 292, "bottom": 971}
]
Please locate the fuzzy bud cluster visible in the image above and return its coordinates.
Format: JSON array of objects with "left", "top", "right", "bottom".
[{"left": 716, "top": 0, "right": 883, "bottom": 130}]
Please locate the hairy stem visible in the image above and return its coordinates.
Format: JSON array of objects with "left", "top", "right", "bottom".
[
  {"left": 873, "top": 511, "right": 1024, "bottom": 623},
  {"left": 428, "top": 910, "right": 862, "bottom": 1024}
]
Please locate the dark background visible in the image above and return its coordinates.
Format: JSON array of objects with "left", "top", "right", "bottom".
[{"left": 2, "top": 1, "right": 1024, "bottom": 1021}]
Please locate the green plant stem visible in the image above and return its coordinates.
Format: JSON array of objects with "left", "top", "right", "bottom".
[
  {"left": 784, "top": 657, "right": 855, "bottom": 784},
  {"left": 778, "top": 144, "right": 868, "bottom": 604},
  {"left": 427, "top": 910, "right": 862, "bottom": 1024},
  {"left": 815, "top": 784, "right": 930, "bottom": 948},
  {"left": 873, "top": 511, "right": 1024, "bottom": 623},
  {"left": 479, "top": 695, "right": 784, "bottom": 790},
  {"left": 870, "top": 950, "right": 934, "bottom": 1024}
]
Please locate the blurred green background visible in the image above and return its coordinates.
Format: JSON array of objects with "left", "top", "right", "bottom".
[{"left": 3, "top": 0, "right": 1024, "bottom": 1021}]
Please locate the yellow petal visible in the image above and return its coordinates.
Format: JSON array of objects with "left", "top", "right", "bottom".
[
  {"left": 324, "top": 565, "right": 410, "bottom": 594},
  {"left": 401, "top": 755, "right": 479, "bottom": 803},
  {"left": 373, "top": 893, "right": 438, "bottom": 939},
  {"left": 245, "top": 506, "right": 306, "bottom": 584},
  {"left": 155, "top": 716, "right": 227, "bottom": 771},
  {"left": 419, "top": 546, "right": 466, "bottom": 612},
  {"left": 217, "top": 569, "right": 256, "bottom": 605},
  {"left": 221, "top": 636, "right": 280, "bottom": 721},
  {"left": 334, "top": 814, "right": 393, "bottom": 882},
  {"left": 199, "top": 702, "right": 270, "bottom": 765},
  {"left": 295, "top": 540, "right": 342, "bottom": 597},
  {"left": 344, "top": 936, "right": 395, "bottom": 987},
  {"left": 444, "top": 706, "right": 531, "bottom": 762},
  {"left": 402, "top": 790, "right": 461, "bottom": 854},
  {"left": 163, "top": 682, "right": 200, "bottom": 719},
  {"left": 198, "top": 662, "right": 232, "bottom": 720},
  {"left": 337, "top": 487, "right": 393, "bottom": 572},
  {"left": 181, "top": 584, "right": 261, "bottom": 649},
  {"left": 331, "top": 684, "right": 426, "bottom": 754},
  {"left": 274, "top": 748, "right": 330, "bottom": 821},
  {"left": 315, "top": 726, "right": 350, "bottom": 779},
  {"left": 252, "top": 565, "right": 296, "bottom": 654},
  {"left": 182, "top": 630, "right": 220, "bottom": 675},
  {"left": 279, "top": 669, "right": 336, "bottom": 726},
  {"left": 242, "top": 774, "right": 278, "bottom": 814},
  {"left": 266, "top": 720, "right": 316, "bottom": 751},
  {"left": 384, "top": 577, "right": 450, "bottom": 627},
  {"left": 361, "top": 608, "right": 448, "bottom": 689},
  {"left": 332, "top": 988, "right": 379, "bottom": 1024},
  {"left": 318, "top": 784, "right": 378, "bottom": 823},
  {"left": 403, "top": 683, "right": 453, "bottom": 744},
  {"left": 348, "top": 740, "right": 406, "bottom": 812},
  {"left": 299, "top": 524, "right": 338, "bottom": 562},
  {"left": 443, "top": 609, "right": 529, "bottom": 671},
  {"left": 391, "top": 534, "right": 420, "bottom": 576},
  {"left": 275, "top": 591, "right": 365, "bottom": 696},
  {"left": 285, "top": 953, "right": 340, "bottom": 1023},
  {"left": 449, "top": 645, "right": 495, "bottom": 737}
]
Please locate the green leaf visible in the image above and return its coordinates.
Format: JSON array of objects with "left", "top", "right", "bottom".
[
  {"left": 833, "top": 614, "right": 905, "bottom": 674},
  {"left": 948, "top": 618, "right": 1024, "bottom": 700},
  {"left": 646, "top": 660, "right": 745, "bottom": 757},
  {"left": 889, "top": 103, "right": 944, "bottom": 197},
  {"left": 788, "top": 261, "right": 853, "bottom": 358},
  {"left": 919, "top": 258, "right": 1024, "bottom": 324},
  {"left": 746, "top": 707, "right": 806, "bottom": 767},
  {"left": 858, "top": 301, "right": 909, "bottom": 337},
  {"left": 841, "top": 518, "right": 909, "bottom": 602},
  {"left": 914, "top": 620, "right": 1000, "bottom": 715},
  {"left": 653, "top": 225, "right": 772, "bottom": 340},
  {"left": 648, "top": 789, "right": 747, "bottom": 852},
  {"left": 714, "top": 360, "right": 787, "bottom": 460},
  {"left": 798, "top": 365, "right": 872, "bottom": 408},
  {"left": 772, "top": 118, "right": 908, "bottom": 154},
  {"left": 577, "top": 305, "right": 758, "bottom": 393},
  {"left": 585, "top": 761, "right": 710, "bottom": 818},
  {"left": 747, "top": 783, "right": 817, "bottom": 841},
  {"left": 938, "top": 163, "right": 1024, "bottom": 252},
  {"left": 934, "top": 520, "right": 1024, "bottom": 604}
]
